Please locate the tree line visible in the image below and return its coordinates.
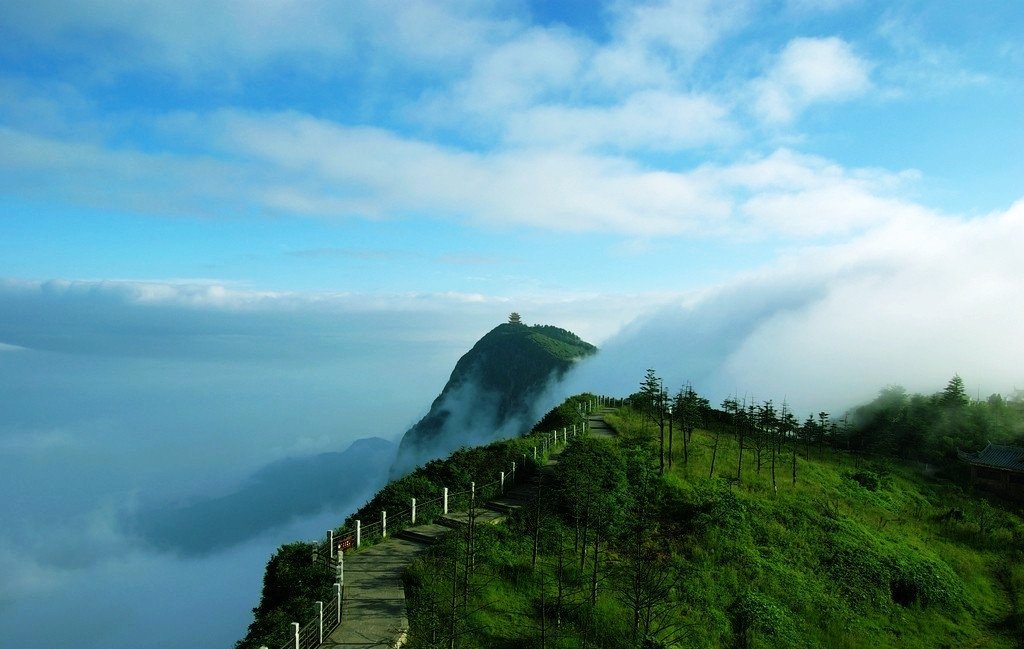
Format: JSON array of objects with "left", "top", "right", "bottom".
[{"left": 631, "top": 369, "right": 1024, "bottom": 481}]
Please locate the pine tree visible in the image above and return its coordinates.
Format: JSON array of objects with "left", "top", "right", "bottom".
[{"left": 941, "top": 374, "right": 969, "bottom": 408}]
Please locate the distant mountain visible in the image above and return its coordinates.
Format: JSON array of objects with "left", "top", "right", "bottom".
[
  {"left": 391, "top": 319, "right": 596, "bottom": 475},
  {"left": 129, "top": 436, "right": 395, "bottom": 556}
]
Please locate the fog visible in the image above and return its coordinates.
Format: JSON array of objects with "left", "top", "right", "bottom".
[
  {"left": 562, "top": 203, "right": 1024, "bottom": 416},
  {"left": 391, "top": 375, "right": 560, "bottom": 477},
  {"left": 0, "top": 281, "right": 504, "bottom": 648},
  {"left": 0, "top": 279, "right": 638, "bottom": 648}
]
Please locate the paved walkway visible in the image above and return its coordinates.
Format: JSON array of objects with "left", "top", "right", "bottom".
[
  {"left": 320, "top": 407, "right": 616, "bottom": 648},
  {"left": 587, "top": 410, "right": 617, "bottom": 440}
]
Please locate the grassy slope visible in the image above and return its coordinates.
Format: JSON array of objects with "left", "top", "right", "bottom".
[
  {"left": 406, "top": 407, "right": 1024, "bottom": 648},
  {"left": 235, "top": 394, "right": 596, "bottom": 649}
]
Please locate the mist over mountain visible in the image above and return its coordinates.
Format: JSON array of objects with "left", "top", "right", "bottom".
[
  {"left": 391, "top": 319, "right": 596, "bottom": 476},
  {"left": 128, "top": 437, "right": 395, "bottom": 556}
]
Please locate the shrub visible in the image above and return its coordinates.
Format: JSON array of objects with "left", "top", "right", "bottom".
[
  {"left": 729, "top": 590, "right": 800, "bottom": 648},
  {"left": 821, "top": 519, "right": 964, "bottom": 611},
  {"left": 847, "top": 470, "right": 881, "bottom": 491}
]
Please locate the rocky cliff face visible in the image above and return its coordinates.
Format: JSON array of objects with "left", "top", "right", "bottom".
[{"left": 391, "top": 321, "right": 595, "bottom": 476}]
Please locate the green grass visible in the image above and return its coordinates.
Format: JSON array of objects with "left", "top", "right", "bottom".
[{"left": 405, "top": 407, "right": 1024, "bottom": 648}]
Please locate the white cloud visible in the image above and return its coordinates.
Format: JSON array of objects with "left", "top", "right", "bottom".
[
  {"left": 753, "top": 36, "right": 872, "bottom": 123},
  {"left": 564, "top": 200, "right": 1024, "bottom": 414},
  {"left": 211, "top": 114, "right": 927, "bottom": 239},
  {"left": 1, "top": 105, "right": 930, "bottom": 240},
  {"left": 505, "top": 90, "right": 738, "bottom": 151},
  {"left": 212, "top": 110, "right": 737, "bottom": 235},
  {"left": 1, "top": 0, "right": 514, "bottom": 81},
  {"left": 447, "top": 27, "right": 589, "bottom": 115},
  {"left": 875, "top": 12, "right": 991, "bottom": 96},
  {"left": 738, "top": 182, "right": 926, "bottom": 237},
  {"left": 0, "top": 544, "right": 64, "bottom": 605},
  {"left": 605, "top": 0, "right": 753, "bottom": 68},
  {"left": 785, "top": 0, "right": 858, "bottom": 12},
  {"left": 694, "top": 148, "right": 924, "bottom": 237},
  {"left": 0, "top": 428, "right": 78, "bottom": 453}
]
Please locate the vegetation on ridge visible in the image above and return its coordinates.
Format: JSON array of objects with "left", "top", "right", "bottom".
[
  {"left": 403, "top": 375, "right": 1024, "bottom": 648},
  {"left": 234, "top": 394, "right": 595, "bottom": 649},
  {"left": 392, "top": 321, "right": 596, "bottom": 475}
]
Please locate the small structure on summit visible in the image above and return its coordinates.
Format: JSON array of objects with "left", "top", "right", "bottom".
[
  {"left": 508, "top": 312, "right": 522, "bottom": 325},
  {"left": 958, "top": 442, "right": 1024, "bottom": 499}
]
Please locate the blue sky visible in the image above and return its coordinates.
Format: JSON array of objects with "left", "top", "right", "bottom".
[
  {"left": 2, "top": 0, "right": 1020, "bottom": 303},
  {"left": 2, "top": 2, "right": 1024, "bottom": 648}
]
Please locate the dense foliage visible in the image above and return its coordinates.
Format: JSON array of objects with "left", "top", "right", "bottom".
[
  {"left": 847, "top": 377, "right": 1024, "bottom": 465},
  {"left": 531, "top": 394, "right": 595, "bottom": 436},
  {"left": 237, "top": 542, "right": 336, "bottom": 649},
  {"left": 394, "top": 322, "right": 596, "bottom": 472},
  {"left": 235, "top": 394, "right": 594, "bottom": 649},
  {"left": 404, "top": 393, "right": 1024, "bottom": 648}
]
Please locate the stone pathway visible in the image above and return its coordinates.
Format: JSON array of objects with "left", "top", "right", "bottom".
[{"left": 319, "top": 408, "right": 616, "bottom": 648}]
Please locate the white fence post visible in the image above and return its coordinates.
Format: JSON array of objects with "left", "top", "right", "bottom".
[
  {"left": 356, "top": 520, "right": 361, "bottom": 548},
  {"left": 533, "top": 446, "right": 537, "bottom": 461},
  {"left": 292, "top": 622, "right": 299, "bottom": 649},
  {"left": 443, "top": 487, "right": 449, "bottom": 515},
  {"left": 329, "top": 530, "right": 334, "bottom": 559},
  {"left": 411, "top": 497, "right": 417, "bottom": 524},
  {"left": 334, "top": 582, "right": 342, "bottom": 623},
  {"left": 317, "top": 600, "right": 324, "bottom": 643},
  {"left": 471, "top": 481, "right": 475, "bottom": 504},
  {"left": 336, "top": 553, "right": 344, "bottom": 585},
  {"left": 512, "top": 461, "right": 516, "bottom": 481},
  {"left": 382, "top": 510, "right": 387, "bottom": 538},
  {"left": 500, "top": 471, "right": 505, "bottom": 493}
]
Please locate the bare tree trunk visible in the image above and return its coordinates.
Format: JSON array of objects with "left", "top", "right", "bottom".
[
  {"left": 532, "top": 476, "right": 542, "bottom": 570},
  {"left": 771, "top": 429, "right": 777, "bottom": 493},
  {"left": 683, "top": 422, "right": 689, "bottom": 466},
  {"left": 668, "top": 416, "right": 673, "bottom": 469},
  {"left": 709, "top": 431, "right": 720, "bottom": 479},
  {"left": 539, "top": 569, "right": 547, "bottom": 649},
  {"left": 659, "top": 418, "right": 665, "bottom": 475},
  {"left": 590, "top": 530, "right": 601, "bottom": 606},
  {"left": 792, "top": 443, "right": 797, "bottom": 486},
  {"left": 556, "top": 528, "right": 565, "bottom": 630},
  {"left": 579, "top": 504, "right": 590, "bottom": 571},
  {"left": 449, "top": 540, "right": 459, "bottom": 649},
  {"left": 736, "top": 433, "right": 744, "bottom": 484}
]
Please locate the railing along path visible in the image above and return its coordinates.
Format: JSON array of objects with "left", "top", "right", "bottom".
[{"left": 259, "top": 395, "right": 622, "bottom": 649}]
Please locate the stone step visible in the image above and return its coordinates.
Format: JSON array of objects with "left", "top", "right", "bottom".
[
  {"left": 436, "top": 508, "right": 506, "bottom": 530},
  {"left": 485, "top": 497, "right": 524, "bottom": 514},
  {"left": 395, "top": 523, "right": 450, "bottom": 545},
  {"left": 436, "top": 515, "right": 466, "bottom": 529}
]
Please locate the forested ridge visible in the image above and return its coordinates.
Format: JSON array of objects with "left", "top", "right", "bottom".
[
  {"left": 403, "top": 375, "right": 1024, "bottom": 648},
  {"left": 236, "top": 375, "right": 1024, "bottom": 648}
]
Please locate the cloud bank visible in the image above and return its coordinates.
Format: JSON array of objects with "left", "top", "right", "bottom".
[{"left": 563, "top": 201, "right": 1024, "bottom": 415}]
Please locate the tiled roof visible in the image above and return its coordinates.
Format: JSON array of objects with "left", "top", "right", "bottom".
[{"left": 958, "top": 442, "right": 1024, "bottom": 472}]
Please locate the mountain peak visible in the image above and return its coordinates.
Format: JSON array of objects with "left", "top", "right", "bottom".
[{"left": 391, "top": 321, "right": 595, "bottom": 475}]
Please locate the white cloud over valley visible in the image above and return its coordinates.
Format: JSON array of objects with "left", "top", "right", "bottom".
[{"left": 565, "top": 200, "right": 1024, "bottom": 414}]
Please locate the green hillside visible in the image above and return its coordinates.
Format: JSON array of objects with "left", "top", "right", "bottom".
[
  {"left": 234, "top": 394, "right": 595, "bottom": 649},
  {"left": 392, "top": 320, "right": 596, "bottom": 474},
  {"left": 404, "top": 403, "right": 1024, "bottom": 648}
]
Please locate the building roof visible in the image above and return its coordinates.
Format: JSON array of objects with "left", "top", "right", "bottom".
[{"left": 958, "top": 442, "right": 1024, "bottom": 473}]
